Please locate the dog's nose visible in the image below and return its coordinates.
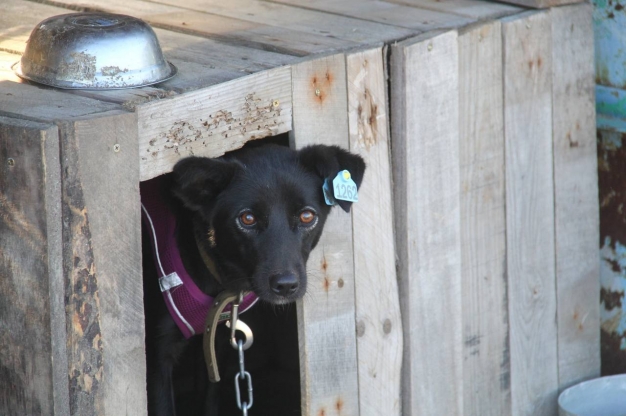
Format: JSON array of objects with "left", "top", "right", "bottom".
[{"left": 269, "top": 273, "right": 299, "bottom": 296}]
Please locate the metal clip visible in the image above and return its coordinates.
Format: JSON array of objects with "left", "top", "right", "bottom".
[
  {"left": 203, "top": 290, "right": 254, "bottom": 383},
  {"left": 203, "top": 290, "right": 238, "bottom": 383}
]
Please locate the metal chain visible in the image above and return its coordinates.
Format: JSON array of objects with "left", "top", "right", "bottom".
[
  {"left": 231, "top": 292, "right": 253, "bottom": 415},
  {"left": 234, "top": 339, "right": 253, "bottom": 415}
]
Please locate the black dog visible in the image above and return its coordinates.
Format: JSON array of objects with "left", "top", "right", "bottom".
[{"left": 142, "top": 143, "right": 365, "bottom": 416}]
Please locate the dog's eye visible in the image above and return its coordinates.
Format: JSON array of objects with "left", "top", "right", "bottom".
[
  {"left": 240, "top": 212, "right": 257, "bottom": 226},
  {"left": 299, "top": 210, "right": 316, "bottom": 224}
]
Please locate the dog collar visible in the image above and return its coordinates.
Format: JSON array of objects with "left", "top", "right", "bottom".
[{"left": 141, "top": 177, "right": 258, "bottom": 339}]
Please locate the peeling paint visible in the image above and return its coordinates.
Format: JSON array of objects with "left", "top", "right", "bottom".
[{"left": 598, "top": 127, "right": 626, "bottom": 374}]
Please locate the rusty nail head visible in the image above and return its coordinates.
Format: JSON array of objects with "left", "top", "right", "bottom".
[
  {"left": 7, "top": 158, "right": 15, "bottom": 167},
  {"left": 315, "top": 88, "right": 321, "bottom": 97},
  {"left": 113, "top": 144, "right": 121, "bottom": 152}
]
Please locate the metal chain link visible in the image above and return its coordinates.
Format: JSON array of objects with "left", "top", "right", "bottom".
[
  {"left": 231, "top": 292, "right": 253, "bottom": 416},
  {"left": 234, "top": 339, "right": 253, "bottom": 415}
]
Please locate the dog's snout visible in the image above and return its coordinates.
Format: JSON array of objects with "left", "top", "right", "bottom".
[{"left": 269, "top": 273, "right": 299, "bottom": 296}]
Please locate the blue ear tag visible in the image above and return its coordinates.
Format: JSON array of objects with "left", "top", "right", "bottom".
[{"left": 332, "top": 170, "right": 359, "bottom": 203}]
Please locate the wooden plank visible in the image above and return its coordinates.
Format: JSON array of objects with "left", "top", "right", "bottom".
[
  {"left": 390, "top": 30, "right": 463, "bottom": 416},
  {"left": 551, "top": 3, "right": 600, "bottom": 391},
  {"left": 290, "top": 53, "right": 360, "bottom": 416},
  {"left": 144, "top": 0, "right": 414, "bottom": 45},
  {"left": 0, "top": 0, "right": 295, "bottom": 106},
  {"left": 385, "top": 0, "right": 523, "bottom": 19},
  {"left": 494, "top": 0, "right": 580, "bottom": 9},
  {"left": 458, "top": 21, "right": 511, "bottom": 416},
  {"left": 38, "top": 0, "right": 356, "bottom": 56},
  {"left": 346, "top": 47, "right": 402, "bottom": 416},
  {"left": 0, "top": 52, "right": 121, "bottom": 121},
  {"left": 502, "top": 10, "right": 558, "bottom": 416},
  {"left": 0, "top": 116, "right": 68, "bottom": 416},
  {"left": 268, "top": 0, "right": 474, "bottom": 31},
  {"left": 138, "top": 66, "right": 292, "bottom": 180},
  {"left": 0, "top": 0, "right": 70, "bottom": 53},
  {"left": 57, "top": 111, "right": 146, "bottom": 416}
]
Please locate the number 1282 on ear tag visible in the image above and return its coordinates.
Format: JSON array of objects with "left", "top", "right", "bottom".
[{"left": 333, "top": 170, "right": 358, "bottom": 202}]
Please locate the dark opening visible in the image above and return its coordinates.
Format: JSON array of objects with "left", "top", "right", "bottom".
[{"left": 142, "top": 132, "right": 300, "bottom": 416}]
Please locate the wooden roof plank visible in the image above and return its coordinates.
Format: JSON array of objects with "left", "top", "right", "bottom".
[
  {"left": 148, "top": 0, "right": 415, "bottom": 44},
  {"left": 36, "top": 0, "right": 363, "bottom": 55},
  {"left": 386, "top": 0, "right": 524, "bottom": 19},
  {"left": 266, "top": 0, "right": 475, "bottom": 31}
]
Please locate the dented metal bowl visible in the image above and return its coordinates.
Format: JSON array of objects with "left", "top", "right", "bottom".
[{"left": 13, "top": 12, "right": 176, "bottom": 89}]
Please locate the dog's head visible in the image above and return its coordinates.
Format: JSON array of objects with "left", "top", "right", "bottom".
[{"left": 171, "top": 144, "right": 365, "bottom": 304}]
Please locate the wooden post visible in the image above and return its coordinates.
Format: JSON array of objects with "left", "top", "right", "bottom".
[
  {"left": 346, "top": 47, "right": 402, "bottom": 416},
  {"left": 0, "top": 115, "right": 68, "bottom": 416},
  {"left": 551, "top": 3, "right": 600, "bottom": 391},
  {"left": 502, "top": 10, "right": 558, "bottom": 416},
  {"left": 390, "top": 30, "right": 463, "bottom": 416},
  {"left": 57, "top": 111, "right": 147, "bottom": 416},
  {"left": 290, "top": 53, "right": 360, "bottom": 416},
  {"left": 458, "top": 21, "right": 511, "bottom": 416}
]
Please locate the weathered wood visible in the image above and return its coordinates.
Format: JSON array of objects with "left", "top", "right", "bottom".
[
  {"left": 390, "top": 30, "right": 463, "bottom": 416},
  {"left": 551, "top": 3, "right": 600, "bottom": 391},
  {"left": 57, "top": 111, "right": 146, "bottom": 416},
  {"left": 0, "top": 0, "right": 295, "bottom": 107},
  {"left": 502, "top": 10, "right": 558, "bottom": 416},
  {"left": 0, "top": 56, "right": 121, "bottom": 120},
  {"left": 346, "top": 47, "right": 402, "bottom": 416},
  {"left": 385, "top": 0, "right": 523, "bottom": 19},
  {"left": 39, "top": 0, "right": 355, "bottom": 56},
  {"left": 290, "top": 53, "right": 359, "bottom": 416},
  {"left": 143, "top": 0, "right": 414, "bottom": 46},
  {"left": 0, "top": 116, "right": 67, "bottom": 416},
  {"left": 458, "top": 21, "right": 511, "bottom": 416},
  {"left": 269, "top": 0, "right": 474, "bottom": 31},
  {"left": 138, "top": 66, "right": 292, "bottom": 180},
  {"left": 494, "top": 0, "right": 580, "bottom": 9},
  {"left": 0, "top": 0, "right": 71, "bottom": 53}
]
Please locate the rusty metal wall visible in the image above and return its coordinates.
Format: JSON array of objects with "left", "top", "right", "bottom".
[{"left": 594, "top": 0, "right": 626, "bottom": 375}]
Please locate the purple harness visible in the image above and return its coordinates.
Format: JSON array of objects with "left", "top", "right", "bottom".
[{"left": 141, "top": 177, "right": 258, "bottom": 339}]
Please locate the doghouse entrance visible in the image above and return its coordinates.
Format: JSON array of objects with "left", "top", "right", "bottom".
[{"left": 141, "top": 133, "right": 301, "bottom": 416}]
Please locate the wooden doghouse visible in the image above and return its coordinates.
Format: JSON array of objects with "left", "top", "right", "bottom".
[{"left": 0, "top": 1, "right": 598, "bottom": 415}]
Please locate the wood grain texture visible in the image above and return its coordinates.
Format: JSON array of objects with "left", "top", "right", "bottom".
[
  {"left": 39, "top": 0, "right": 355, "bottom": 56},
  {"left": 58, "top": 111, "right": 146, "bottom": 416},
  {"left": 384, "top": 0, "right": 522, "bottom": 19},
  {"left": 390, "top": 30, "right": 463, "bottom": 416},
  {"left": 502, "top": 10, "right": 558, "bottom": 416},
  {"left": 145, "top": 0, "right": 414, "bottom": 46},
  {"left": 138, "top": 66, "right": 292, "bottom": 180},
  {"left": 268, "top": 0, "right": 474, "bottom": 31},
  {"left": 0, "top": 116, "right": 67, "bottom": 416},
  {"left": 0, "top": 0, "right": 296, "bottom": 107},
  {"left": 0, "top": 77, "right": 120, "bottom": 122},
  {"left": 458, "top": 21, "right": 511, "bottom": 416},
  {"left": 346, "top": 47, "right": 402, "bottom": 416},
  {"left": 290, "top": 54, "right": 359, "bottom": 416},
  {"left": 550, "top": 3, "right": 600, "bottom": 391}
]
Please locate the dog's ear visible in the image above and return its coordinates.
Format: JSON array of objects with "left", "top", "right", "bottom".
[
  {"left": 298, "top": 145, "right": 366, "bottom": 212},
  {"left": 171, "top": 157, "right": 239, "bottom": 211}
]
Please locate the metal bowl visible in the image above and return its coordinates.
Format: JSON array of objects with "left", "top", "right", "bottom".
[
  {"left": 559, "top": 375, "right": 626, "bottom": 416},
  {"left": 13, "top": 12, "right": 176, "bottom": 89}
]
